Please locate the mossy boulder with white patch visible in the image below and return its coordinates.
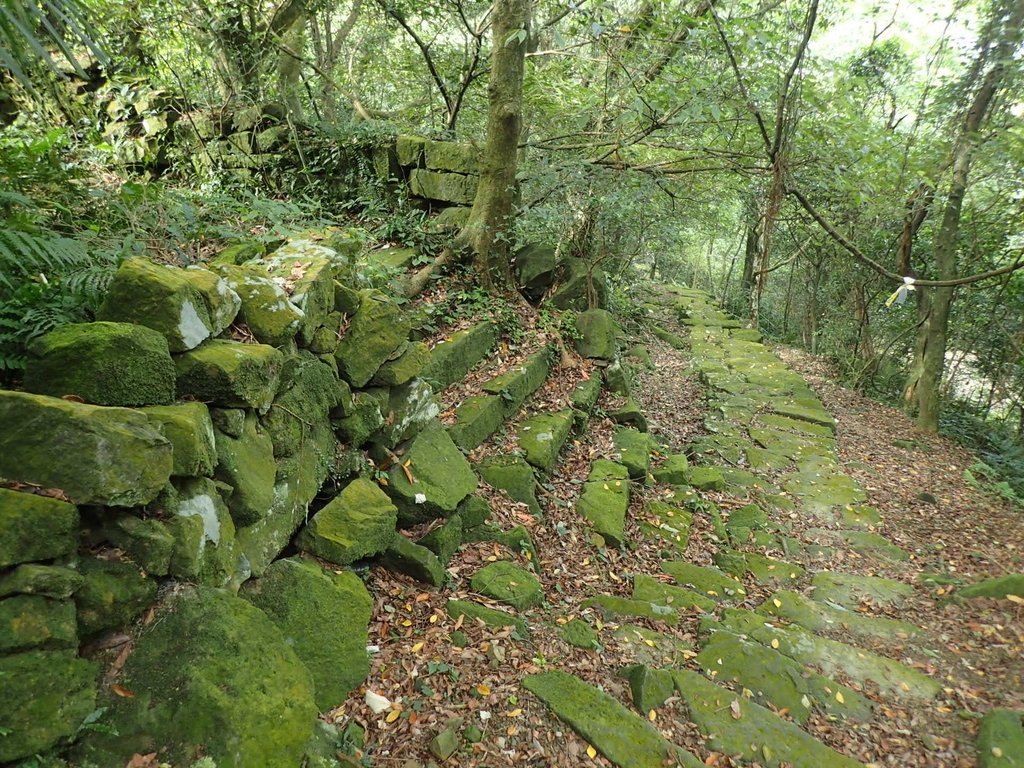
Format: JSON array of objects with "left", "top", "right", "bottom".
[
  {"left": 256, "top": 243, "right": 339, "bottom": 344},
  {"left": 99, "top": 257, "right": 219, "bottom": 352},
  {"left": 0, "top": 391, "right": 172, "bottom": 507},
  {"left": 385, "top": 420, "right": 477, "bottom": 524},
  {"left": 241, "top": 557, "right": 372, "bottom": 711},
  {"left": 213, "top": 412, "right": 276, "bottom": 526},
  {"left": 0, "top": 487, "right": 78, "bottom": 568},
  {"left": 215, "top": 263, "right": 304, "bottom": 346},
  {"left": 74, "top": 556, "right": 158, "bottom": 641},
  {"left": 182, "top": 265, "right": 241, "bottom": 334},
  {"left": 471, "top": 561, "right": 543, "bottom": 610},
  {"left": 297, "top": 478, "right": 397, "bottom": 565},
  {"left": 24, "top": 322, "right": 176, "bottom": 406},
  {"left": 519, "top": 410, "right": 574, "bottom": 473},
  {"left": 0, "top": 650, "right": 98, "bottom": 763},
  {"left": 374, "top": 377, "right": 440, "bottom": 447},
  {"left": 76, "top": 586, "right": 317, "bottom": 768},
  {"left": 574, "top": 308, "right": 617, "bottom": 360},
  {"left": 175, "top": 339, "right": 283, "bottom": 412},
  {"left": 142, "top": 401, "right": 217, "bottom": 477},
  {"left": 164, "top": 477, "right": 239, "bottom": 586},
  {"left": 335, "top": 291, "right": 411, "bottom": 387}
]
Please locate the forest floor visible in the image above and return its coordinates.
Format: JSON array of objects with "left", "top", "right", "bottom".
[{"left": 329, "top": 286, "right": 1024, "bottom": 768}]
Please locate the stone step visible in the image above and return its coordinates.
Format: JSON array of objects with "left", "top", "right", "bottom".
[
  {"left": 481, "top": 348, "right": 551, "bottom": 412},
  {"left": 518, "top": 410, "right": 574, "bottom": 473},
  {"left": 583, "top": 595, "right": 679, "bottom": 625},
  {"left": 637, "top": 501, "right": 692, "bottom": 553},
  {"left": 810, "top": 571, "right": 913, "bottom": 609},
  {"left": 713, "top": 550, "right": 806, "bottom": 585},
  {"left": 631, "top": 574, "right": 716, "bottom": 613},
  {"left": 613, "top": 426, "right": 655, "bottom": 480},
  {"left": 448, "top": 394, "right": 504, "bottom": 450},
  {"left": 696, "top": 630, "right": 873, "bottom": 724},
  {"left": 661, "top": 561, "right": 747, "bottom": 601},
  {"left": 757, "top": 589, "right": 920, "bottom": 641},
  {"left": 576, "top": 460, "right": 630, "bottom": 547},
  {"left": 804, "top": 528, "right": 909, "bottom": 562},
  {"left": 712, "top": 608, "right": 941, "bottom": 701},
  {"left": 671, "top": 669, "right": 864, "bottom": 767},
  {"left": 612, "top": 624, "right": 696, "bottom": 667},
  {"left": 977, "top": 709, "right": 1024, "bottom": 767},
  {"left": 522, "top": 670, "right": 703, "bottom": 768},
  {"left": 422, "top": 321, "right": 499, "bottom": 391}
]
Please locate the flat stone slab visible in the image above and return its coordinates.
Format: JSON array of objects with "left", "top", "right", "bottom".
[
  {"left": 671, "top": 670, "right": 862, "bottom": 768},
  {"left": 805, "top": 529, "right": 909, "bottom": 562},
  {"left": 583, "top": 595, "right": 679, "bottom": 625},
  {"left": 523, "top": 670, "right": 702, "bottom": 768},
  {"left": 697, "top": 631, "right": 873, "bottom": 724},
  {"left": 957, "top": 574, "right": 1024, "bottom": 600},
  {"left": 385, "top": 421, "right": 477, "bottom": 524},
  {"left": 810, "top": 572, "right": 913, "bottom": 609},
  {"left": 714, "top": 550, "right": 805, "bottom": 585},
  {"left": 519, "top": 410, "right": 574, "bottom": 473},
  {"left": 612, "top": 624, "right": 695, "bottom": 667},
  {"left": 613, "top": 427, "right": 653, "bottom": 480},
  {"left": 661, "top": 561, "right": 747, "bottom": 601},
  {"left": 297, "top": 478, "right": 397, "bottom": 565},
  {"left": 576, "top": 461, "right": 630, "bottom": 547},
  {"left": 448, "top": 394, "right": 505, "bottom": 450},
  {"left": 421, "top": 321, "right": 497, "bottom": 390},
  {"left": 717, "top": 608, "right": 941, "bottom": 701},
  {"left": 482, "top": 349, "right": 551, "bottom": 413},
  {"left": 757, "top": 589, "right": 919, "bottom": 641},
  {"left": 637, "top": 501, "right": 692, "bottom": 552},
  {"left": 631, "top": 574, "right": 715, "bottom": 612},
  {"left": 978, "top": 709, "right": 1024, "bottom": 767},
  {"left": 446, "top": 599, "right": 528, "bottom": 636},
  {"left": 470, "top": 561, "right": 543, "bottom": 610}
]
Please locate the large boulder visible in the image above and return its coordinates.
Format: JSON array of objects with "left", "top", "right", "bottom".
[
  {"left": 215, "top": 263, "right": 305, "bottom": 347},
  {"left": 0, "top": 488, "right": 78, "bottom": 568},
  {"left": 175, "top": 339, "right": 283, "bottom": 412},
  {"left": 213, "top": 412, "right": 276, "bottom": 526},
  {"left": 255, "top": 243, "right": 339, "bottom": 344},
  {"left": 241, "top": 557, "right": 372, "bottom": 711},
  {"left": 384, "top": 420, "right": 477, "bottom": 524},
  {"left": 74, "top": 556, "right": 158, "bottom": 641},
  {"left": 574, "top": 309, "right": 617, "bottom": 360},
  {"left": 162, "top": 477, "right": 240, "bottom": 586},
  {"left": 76, "top": 586, "right": 317, "bottom": 768},
  {"left": 335, "top": 291, "right": 411, "bottom": 387},
  {"left": 24, "top": 322, "right": 176, "bottom": 406},
  {"left": 513, "top": 243, "right": 557, "bottom": 303},
  {"left": 297, "top": 478, "right": 397, "bottom": 566},
  {"left": 142, "top": 402, "right": 217, "bottom": 477},
  {"left": 0, "top": 391, "right": 172, "bottom": 507}
]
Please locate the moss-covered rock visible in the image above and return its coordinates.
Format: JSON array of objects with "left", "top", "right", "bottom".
[
  {"left": 0, "top": 595, "right": 77, "bottom": 653},
  {"left": 182, "top": 265, "right": 241, "bottom": 335},
  {"left": 297, "top": 478, "right": 397, "bottom": 565},
  {"left": 105, "top": 515, "right": 176, "bottom": 575},
  {"left": 471, "top": 561, "right": 543, "bottom": 610},
  {"left": 632, "top": 573, "right": 714, "bottom": 612},
  {"left": 978, "top": 709, "right": 1024, "bottom": 768},
  {"left": 957, "top": 573, "right": 1024, "bottom": 601},
  {"left": 409, "top": 168, "right": 478, "bottom": 204},
  {"left": 175, "top": 339, "right": 283, "bottom": 412},
  {"left": 420, "top": 321, "right": 497, "bottom": 390},
  {"left": 374, "top": 377, "right": 440, "bottom": 447},
  {"left": 685, "top": 465, "right": 726, "bottom": 491},
  {"left": 372, "top": 341, "right": 430, "bottom": 386},
  {"left": 385, "top": 420, "right": 477, "bottom": 524},
  {"left": 448, "top": 394, "right": 505, "bottom": 450},
  {"left": 608, "top": 396, "right": 649, "bottom": 431},
  {"left": 261, "top": 352, "right": 340, "bottom": 459},
  {"left": 620, "top": 664, "right": 676, "bottom": 713},
  {"left": 446, "top": 599, "right": 529, "bottom": 634},
  {"left": 476, "top": 455, "right": 540, "bottom": 515},
  {"left": 560, "top": 617, "right": 599, "bottom": 649},
  {"left": 651, "top": 453, "right": 688, "bottom": 485},
  {"left": 257, "top": 244, "right": 340, "bottom": 343},
  {"left": 396, "top": 134, "right": 426, "bottom": 166},
  {"left": 98, "top": 257, "right": 218, "bottom": 352},
  {"left": 548, "top": 258, "right": 609, "bottom": 311},
  {"left": 0, "top": 392, "right": 172, "bottom": 507},
  {"left": 523, "top": 670, "right": 701, "bottom": 768},
  {"left": 0, "top": 564, "right": 82, "bottom": 599},
  {"left": 810, "top": 571, "right": 912, "bottom": 609},
  {"left": 570, "top": 375, "right": 603, "bottom": 414},
  {"left": 671, "top": 670, "right": 862, "bottom": 767},
  {"left": 424, "top": 139, "right": 479, "bottom": 173},
  {"left": 24, "top": 322, "right": 176, "bottom": 406},
  {"left": 714, "top": 550, "right": 805, "bottom": 585},
  {"left": 163, "top": 477, "right": 239, "bottom": 586},
  {"left": 417, "top": 515, "right": 464, "bottom": 565},
  {"left": 758, "top": 589, "right": 919, "bottom": 641},
  {"left": 614, "top": 426, "right": 653, "bottom": 480},
  {"left": 613, "top": 624, "right": 695, "bottom": 667},
  {"left": 379, "top": 534, "right": 445, "bottom": 586},
  {"left": 241, "top": 557, "right": 372, "bottom": 711},
  {"left": 212, "top": 412, "right": 276, "bottom": 526},
  {"left": 585, "top": 594, "right": 679, "bottom": 625},
  {"left": 215, "top": 263, "right": 304, "bottom": 346},
  {"left": 335, "top": 391, "right": 386, "bottom": 447},
  {"left": 574, "top": 309, "right": 617, "bottom": 360},
  {"left": 482, "top": 349, "right": 551, "bottom": 413},
  {"left": 519, "top": 410, "right": 574, "bottom": 473},
  {"left": 0, "top": 487, "right": 78, "bottom": 568},
  {"left": 142, "top": 401, "right": 217, "bottom": 477},
  {"left": 661, "top": 561, "right": 746, "bottom": 601},
  {"left": 576, "top": 460, "right": 630, "bottom": 547},
  {"left": 74, "top": 555, "right": 157, "bottom": 640},
  {"left": 513, "top": 243, "right": 557, "bottom": 301},
  {"left": 0, "top": 650, "right": 98, "bottom": 763},
  {"left": 335, "top": 291, "right": 411, "bottom": 387},
  {"left": 76, "top": 586, "right": 317, "bottom": 768}
]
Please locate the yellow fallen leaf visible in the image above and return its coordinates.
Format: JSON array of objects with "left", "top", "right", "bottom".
[
  {"left": 411, "top": 642, "right": 424, "bottom": 653},
  {"left": 836, "top": 691, "right": 845, "bottom": 704},
  {"left": 385, "top": 709, "right": 401, "bottom": 723},
  {"left": 772, "top": 598, "right": 782, "bottom": 608},
  {"left": 648, "top": 709, "right": 657, "bottom": 721},
  {"left": 1006, "top": 594, "right": 1024, "bottom": 605},
  {"left": 477, "top": 684, "right": 492, "bottom": 696},
  {"left": 429, "top": 614, "right": 438, "bottom": 623},
  {"left": 993, "top": 747, "right": 1004, "bottom": 758},
  {"left": 771, "top": 639, "right": 780, "bottom": 649},
  {"left": 401, "top": 619, "right": 412, "bottom": 627},
  {"left": 586, "top": 745, "right": 597, "bottom": 759}
]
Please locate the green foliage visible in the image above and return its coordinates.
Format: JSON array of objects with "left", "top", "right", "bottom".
[{"left": 942, "top": 405, "right": 1024, "bottom": 505}]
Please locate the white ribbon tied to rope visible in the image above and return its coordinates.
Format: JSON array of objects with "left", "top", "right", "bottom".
[{"left": 885, "top": 276, "right": 917, "bottom": 307}]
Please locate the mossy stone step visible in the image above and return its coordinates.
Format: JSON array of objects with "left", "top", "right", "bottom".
[
  {"left": 652, "top": 325, "right": 688, "bottom": 349},
  {"left": 781, "top": 471, "right": 866, "bottom": 513},
  {"left": 957, "top": 573, "right": 1024, "bottom": 600},
  {"left": 661, "top": 561, "right": 747, "bottom": 601},
  {"left": 724, "top": 503, "right": 767, "bottom": 546},
  {"left": 448, "top": 394, "right": 505, "bottom": 451},
  {"left": 612, "top": 624, "right": 695, "bottom": 667},
  {"left": 560, "top": 618, "right": 599, "bottom": 649},
  {"left": 385, "top": 420, "right": 477, "bottom": 524},
  {"left": 482, "top": 349, "right": 551, "bottom": 413},
  {"left": 570, "top": 375, "right": 603, "bottom": 414},
  {"left": 770, "top": 401, "right": 836, "bottom": 429},
  {"left": 476, "top": 455, "right": 541, "bottom": 515},
  {"left": 523, "top": 670, "right": 702, "bottom": 768},
  {"left": 637, "top": 501, "right": 692, "bottom": 552},
  {"left": 805, "top": 528, "right": 909, "bottom": 562},
  {"left": 583, "top": 595, "right": 679, "bottom": 625},
  {"left": 758, "top": 413, "right": 835, "bottom": 438},
  {"left": 840, "top": 504, "right": 882, "bottom": 528},
  {"left": 716, "top": 608, "right": 941, "bottom": 701},
  {"left": 470, "top": 561, "right": 543, "bottom": 610},
  {"left": 632, "top": 574, "right": 715, "bottom": 613},
  {"left": 613, "top": 427, "right": 654, "bottom": 480},
  {"left": 576, "top": 461, "right": 630, "bottom": 547},
  {"left": 696, "top": 631, "right": 872, "bottom": 724},
  {"left": 757, "top": 589, "right": 919, "bottom": 641},
  {"left": 978, "top": 709, "right": 1024, "bottom": 767},
  {"left": 684, "top": 465, "right": 726, "bottom": 491},
  {"left": 519, "top": 410, "right": 574, "bottom": 473},
  {"left": 714, "top": 550, "right": 805, "bottom": 585},
  {"left": 379, "top": 535, "right": 445, "bottom": 586},
  {"left": 421, "top": 321, "right": 498, "bottom": 390},
  {"left": 811, "top": 572, "right": 913, "bottom": 609},
  {"left": 446, "top": 599, "right": 529, "bottom": 636},
  {"left": 619, "top": 664, "right": 676, "bottom": 713},
  {"left": 652, "top": 453, "right": 689, "bottom": 484},
  {"left": 671, "top": 670, "right": 863, "bottom": 768}
]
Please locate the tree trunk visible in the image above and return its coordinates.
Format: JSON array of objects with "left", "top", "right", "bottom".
[
  {"left": 904, "top": 0, "right": 1024, "bottom": 431},
  {"left": 457, "top": 0, "right": 530, "bottom": 293}
]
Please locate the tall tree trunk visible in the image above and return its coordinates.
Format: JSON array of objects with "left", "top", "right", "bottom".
[
  {"left": 457, "top": 0, "right": 530, "bottom": 293},
  {"left": 740, "top": 221, "right": 759, "bottom": 310},
  {"left": 904, "top": 0, "right": 1024, "bottom": 431}
]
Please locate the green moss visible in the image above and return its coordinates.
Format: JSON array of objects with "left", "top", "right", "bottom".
[
  {"left": 549, "top": 258, "right": 608, "bottom": 311},
  {"left": 806, "top": 528, "right": 909, "bottom": 562},
  {"left": 25, "top": 322, "right": 176, "bottom": 406},
  {"left": 757, "top": 589, "right": 919, "bottom": 641},
  {"left": 957, "top": 574, "right": 1024, "bottom": 600},
  {"left": 523, "top": 670, "right": 701, "bottom": 768},
  {"left": 175, "top": 339, "right": 284, "bottom": 412},
  {"left": 482, "top": 349, "right": 551, "bottom": 413},
  {"left": 0, "top": 392, "right": 172, "bottom": 507},
  {"left": 770, "top": 401, "right": 835, "bottom": 429},
  {"left": 76, "top": 586, "right": 317, "bottom": 768},
  {"left": 213, "top": 412, "right": 276, "bottom": 526},
  {"left": 335, "top": 392, "right": 386, "bottom": 446},
  {"left": 142, "top": 402, "right": 217, "bottom": 477},
  {"left": 978, "top": 709, "right": 1024, "bottom": 767},
  {"left": 0, "top": 650, "right": 98, "bottom": 763},
  {"left": 637, "top": 501, "right": 692, "bottom": 552},
  {"left": 163, "top": 477, "right": 239, "bottom": 586},
  {"left": 661, "top": 561, "right": 746, "bottom": 601},
  {"left": 471, "top": 561, "right": 543, "bottom": 610},
  {"left": 297, "top": 478, "right": 397, "bottom": 565},
  {"left": 74, "top": 556, "right": 157, "bottom": 641},
  {"left": 652, "top": 453, "right": 688, "bottom": 484},
  {"left": 375, "top": 377, "right": 441, "bottom": 447},
  {"left": 603, "top": 358, "right": 632, "bottom": 396},
  {"left": 424, "top": 139, "right": 479, "bottom": 173},
  {"left": 446, "top": 599, "right": 529, "bottom": 635},
  {"left": 0, "top": 564, "right": 82, "bottom": 599},
  {"left": 372, "top": 341, "right": 430, "bottom": 386},
  {"left": 570, "top": 376, "right": 602, "bottom": 414},
  {"left": 574, "top": 309, "right": 617, "bottom": 360},
  {"left": 215, "top": 264, "right": 304, "bottom": 346},
  {"left": 631, "top": 573, "right": 714, "bottom": 612},
  {"left": 417, "top": 516, "right": 464, "bottom": 565},
  {"left": 448, "top": 394, "right": 505, "bottom": 450},
  {"left": 519, "top": 410, "right": 574, "bottom": 473},
  {"left": 620, "top": 664, "right": 676, "bottom": 713},
  {"left": 420, "top": 321, "right": 498, "bottom": 390},
  {"left": 671, "top": 670, "right": 862, "bottom": 767},
  {"left": 385, "top": 420, "right": 477, "bottom": 524},
  {"left": 335, "top": 290, "right": 411, "bottom": 387},
  {"left": 182, "top": 265, "right": 241, "bottom": 334},
  {"left": 685, "top": 466, "right": 726, "bottom": 491},
  {"left": 714, "top": 550, "right": 805, "bottom": 585},
  {"left": 261, "top": 352, "right": 340, "bottom": 459},
  {"left": 576, "top": 464, "right": 630, "bottom": 547},
  {"left": 476, "top": 455, "right": 540, "bottom": 515},
  {"left": 560, "top": 618, "right": 599, "bottom": 649},
  {"left": 584, "top": 594, "right": 679, "bottom": 625},
  {"left": 396, "top": 134, "right": 426, "bottom": 166},
  {"left": 810, "top": 571, "right": 913, "bottom": 609},
  {"left": 380, "top": 534, "right": 445, "bottom": 586},
  {"left": 0, "top": 595, "right": 77, "bottom": 653},
  {"left": 258, "top": 246, "right": 338, "bottom": 344},
  {"left": 105, "top": 515, "right": 176, "bottom": 575},
  {"left": 242, "top": 557, "right": 372, "bottom": 711},
  {"left": 97, "top": 257, "right": 214, "bottom": 352},
  {"left": 0, "top": 487, "right": 78, "bottom": 568},
  {"left": 613, "top": 427, "right": 653, "bottom": 480}
]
